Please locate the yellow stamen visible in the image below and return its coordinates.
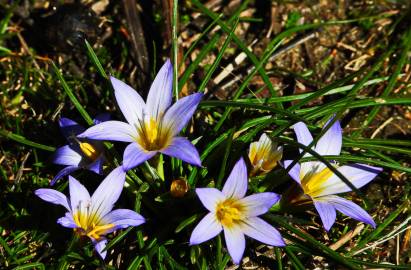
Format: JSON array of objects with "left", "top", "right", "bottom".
[
  {"left": 136, "top": 117, "right": 172, "bottom": 151},
  {"left": 87, "top": 223, "right": 115, "bottom": 240},
  {"left": 215, "top": 199, "right": 244, "bottom": 228},
  {"left": 302, "top": 167, "right": 334, "bottom": 197},
  {"left": 73, "top": 211, "right": 114, "bottom": 240},
  {"left": 79, "top": 142, "right": 100, "bottom": 160}
]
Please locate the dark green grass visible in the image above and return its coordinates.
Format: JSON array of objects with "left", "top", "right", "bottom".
[{"left": 1, "top": 1, "right": 411, "bottom": 269}]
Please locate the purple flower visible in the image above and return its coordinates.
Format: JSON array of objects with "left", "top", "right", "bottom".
[
  {"left": 35, "top": 167, "right": 145, "bottom": 259},
  {"left": 77, "top": 59, "right": 203, "bottom": 171},
  {"left": 190, "top": 158, "right": 285, "bottom": 265},
  {"left": 284, "top": 118, "right": 382, "bottom": 231},
  {"left": 51, "top": 114, "right": 109, "bottom": 185}
]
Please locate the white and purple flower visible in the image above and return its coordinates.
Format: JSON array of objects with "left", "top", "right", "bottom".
[
  {"left": 284, "top": 118, "right": 382, "bottom": 231},
  {"left": 51, "top": 115, "right": 109, "bottom": 185},
  {"left": 77, "top": 59, "right": 203, "bottom": 171},
  {"left": 248, "top": 133, "right": 283, "bottom": 176},
  {"left": 190, "top": 158, "right": 285, "bottom": 265},
  {"left": 35, "top": 167, "right": 145, "bottom": 259}
]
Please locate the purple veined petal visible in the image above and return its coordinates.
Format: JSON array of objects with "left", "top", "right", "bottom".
[
  {"left": 283, "top": 160, "right": 301, "bottom": 185},
  {"left": 146, "top": 59, "right": 173, "bottom": 120},
  {"left": 92, "top": 238, "right": 108, "bottom": 259},
  {"left": 90, "top": 167, "right": 126, "bottom": 220},
  {"left": 59, "top": 117, "right": 85, "bottom": 139},
  {"left": 35, "top": 188, "right": 70, "bottom": 211},
  {"left": 292, "top": 122, "right": 313, "bottom": 153},
  {"left": 190, "top": 212, "right": 223, "bottom": 245},
  {"left": 239, "top": 192, "right": 280, "bottom": 217},
  {"left": 93, "top": 113, "right": 111, "bottom": 125},
  {"left": 222, "top": 158, "right": 248, "bottom": 199},
  {"left": 50, "top": 165, "right": 79, "bottom": 186},
  {"left": 87, "top": 155, "right": 105, "bottom": 175},
  {"left": 69, "top": 176, "right": 91, "bottom": 213},
  {"left": 313, "top": 200, "right": 337, "bottom": 231},
  {"left": 325, "top": 195, "right": 376, "bottom": 228},
  {"left": 224, "top": 225, "right": 246, "bottom": 265},
  {"left": 57, "top": 212, "right": 78, "bottom": 228},
  {"left": 111, "top": 76, "right": 146, "bottom": 126},
  {"left": 195, "top": 188, "right": 225, "bottom": 212},
  {"left": 78, "top": 121, "right": 137, "bottom": 142},
  {"left": 162, "top": 93, "right": 203, "bottom": 136},
  {"left": 160, "top": 137, "right": 201, "bottom": 167},
  {"left": 102, "top": 209, "right": 145, "bottom": 233},
  {"left": 241, "top": 217, "right": 286, "bottom": 247},
  {"left": 315, "top": 118, "right": 342, "bottom": 156},
  {"left": 122, "top": 143, "right": 157, "bottom": 171},
  {"left": 313, "top": 164, "right": 382, "bottom": 197},
  {"left": 52, "top": 145, "right": 82, "bottom": 166}
]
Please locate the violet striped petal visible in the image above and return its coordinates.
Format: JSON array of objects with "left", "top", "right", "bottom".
[
  {"left": 195, "top": 188, "right": 225, "bottom": 212},
  {"left": 91, "top": 167, "right": 126, "bottom": 219},
  {"left": 325, "top": 195, "right": 376, "bottom": 228},
  {"left": 52, "top": 145, "right": 82, "bottom": 166},
  {"left": 102, "top": 209, "right": 145, "bottom": 233},
  {"left": 69, "top": 176, "right": 91, "bottom": 212},
  {"left": 35, "top": 188, "right": 70, "bottom": 211},
  {"left": 315, "top": 118, "right": 342, "bottom": 156},
  {"left": 162, "top": 93, "right": 203, "bottom": 136},
  {"left": 57, "top": 212, "right": 78, "bottom": 228},
  {"left": 241, "top": 217, "right": 285, "bottom": 247},
  {"left": 190, "top": 212, "right": 222, "bottom": 245},
  {"left": 87, "top": 155, "right": 105, "bottom": 174},
  {"left": 222, "top": 158, "right": 248, "bottom": 199},
  {"left": 146, "top": 59, "right": 173, "bottom": 120},
  {"left": 160, "top": 137, "right": 201, "bottom": 167},
  {"left": 111, "top": 76, "right": 146, "bottom": 126},
  {"left": 313, "top": 200, "right": 337, "bottom": 231},
  {"left": 59, "top": 117, "right": 85, "bottom": 139},
  {"left": 78, "top": 121, "right": 137, "bottom": 142},
  {"left": 314, "top": 164, "right": 382, "bottom": 197},
  {"left": 283, "top": 160, "right": 301, "bottom": 184},
  {"left": 239, "top": 192, "right": 280, "bottom": 217},
  {"left": 92, "top": 238, "right": 108, "bottom": 259},
  {"left": 224, "top": 226, "right": 245, "bottom": 265},
  {"left": 123, "top": 143, "right": 156, "bottom": 170},
  {"left": 293, "top": 122, "right": 313, "bottom": 152},
  {"left": 51, "top": 165, "right": 79, "bottom": 186}
]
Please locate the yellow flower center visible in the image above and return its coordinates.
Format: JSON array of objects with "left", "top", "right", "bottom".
[
  {"left": 215, "top": 199, "right": 244, "bottom": 228},
  {"left": 79, "top": 142, "right": 100, "bottom": 161},
  {"left": 301, "top": 167, "right": 334, "bottom": 198},
  {"left": 72, "top": 205, "right": 114, "bottom": 240},
  {"left": 136, "top": 117, "right": 172, "bottom": 151}
]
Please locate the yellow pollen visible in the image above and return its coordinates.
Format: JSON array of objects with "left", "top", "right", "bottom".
[
  {"left": 302, "top": 167, "right": 334, "bottom": 197},
  {"left": 216, "top": 199, "right": 244, "bottom": 228},
  {"left": 79, "top": 142, "right": 99, "bottom": 160}
]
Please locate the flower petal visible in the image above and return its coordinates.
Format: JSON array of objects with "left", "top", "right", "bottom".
[
  {"left": 57, "top": 212, "right": 78, "bottom": 228},
  {"left": 315, "top": 118, "right": 342, "bottom": 156},
  {"left": 239, "top": 192, "right": 280, "bottom": 217},
  {"left": 292, "top": 122, "right": 313, "bottom": 152},
  {"left": 59, "top": 117, "right": 85, "bottom": 139},
  {"left": 102, "top": 209, "right": 145, "bottom": 233},
  {"left": 111, "top": 76, "right": 146, "bottom": 126},
  {"left": 283, "top": 160, "right": 301, "bottom": 184},
  {"left": 87, "top": 155, "right": 105, "bottom": 174},
  {"left": 35, "top": 188, "right": 70, "bottom": 211},
  {"left": 190, "top": 212, "right": 223, "bottom": 245},
  {"left": 313, "top": 200, "right": 336, "bottom": 231},
  {"left": 146, "top": 59, "right": 173, "bottom": 120},
  {"left": 314, "top": 164, "right": 382, "bottom": 197},
  {"left": 195, "top": 188, "right": 225, "bottom": 212},
  {"left": 222, "top": 158, "right": 248, "bottom": 199},
  {"left": 325, "top": 195, "right": 376, "bottom": 228},
  {"left": 52, "top": 145, "right": 82, "bottom": 166},
  {"left": 69, "top": 176, "right": 91, "bottom": 212},
  {"left": 92, "top": 238, "right": 108, "bottom": 259},
  {"left": 163, "top": 93, "right": 203, "bottom": 136},
  {"left": 160, "top": 137, "right": 201, "bottom": 167},
  {"left": 90, "top": 167, "right": 126, "bottom": 220},
  {"left": 78, "top": 121, "right": 137, "bottom": 142},
  {"left": 51, "top": 165, "right": 79, "bottom": 185},
  {"left": 242, "top": 217, "right": 285, "bottom": 247},
  {"left": 123, "top": 143, "right": 156, "bottom": 171},
  {"left": 224, "top": 226, "right": 245, "bottom": 265}
]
